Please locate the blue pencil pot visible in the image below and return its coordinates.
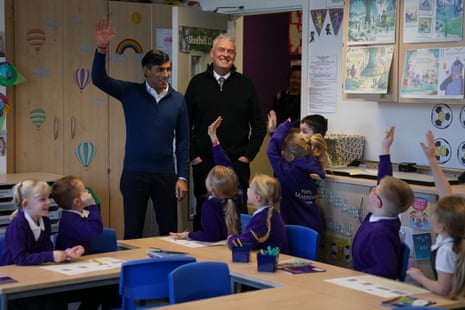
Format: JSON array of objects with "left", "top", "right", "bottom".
[
  {"left": 257, "top": 253, "right": 278, "bottom": 272},
  {"left": 232, "top": 246, "right": 250, "bottom": 263}
]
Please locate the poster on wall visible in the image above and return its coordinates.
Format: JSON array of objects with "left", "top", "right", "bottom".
[
  {"left": 408, "top": 193, "right": 432, "bottom": 231},
  {"left": 344, "top": 45, "right": 394, "bottom": 94},
  {"left": 179, "top": 26, "right": 221, "bottom": 54},
  {"left": 289, "top": 11, "right": 302, "bottom": 56},
  {"left": 400, "top": 47, "right": 465, "bottom": 99},
  {"left": 347, "top": 0, "right": 397, "bottom": 45},
  {"left": 403, "top": 0, "right": 463, "bottom": 43}
]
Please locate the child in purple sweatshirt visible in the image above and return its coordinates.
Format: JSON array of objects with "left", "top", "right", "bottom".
[
  {"left": 227, "top": 173, "right": 288, "bottom": 253},
  {"left": 171, "top": 116, "right": 242, "bottom": 241},
  {"left": 351, "top": 126, "right": 415, "bottom": 279},
  {"left": 52, "top": 175, "right": 103, "bottom": 254},
  {"left": 267, "top": 119, "right": 326, "bottom": 233}
]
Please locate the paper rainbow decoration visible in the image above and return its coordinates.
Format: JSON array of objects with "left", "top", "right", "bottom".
[{"left": 115, "top": 38, "right": 143, "bottom": 55}]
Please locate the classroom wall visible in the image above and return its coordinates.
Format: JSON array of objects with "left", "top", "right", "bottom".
[{"left": 198, "top": 0, "right": 465, "bottom": 171}]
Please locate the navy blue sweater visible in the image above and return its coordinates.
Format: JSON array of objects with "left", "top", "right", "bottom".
[{"left": 92, "top": 51, "right": 189, "bottom": 179}]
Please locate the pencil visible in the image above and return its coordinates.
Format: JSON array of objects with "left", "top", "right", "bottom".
[{"left": 92, "top": 259, "right": 103, "bottom": 265}]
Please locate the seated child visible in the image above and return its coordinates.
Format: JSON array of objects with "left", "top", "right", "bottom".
[
  {"left": 0, "top": 179, "right": 84, "bottom": 265},
  {"left": 267, "top": 119, "right": 327, "bottom": 233},
  {"left": 52, "top": 175, "right": 120, "bottom": 309},
  {"left": 227, "top": 173, "right": 288, "bottom": 254},
  {"left": 0, "top": 179, "right": 84, "bottom": 310},
  {"left": 407, "top": 131, "right": 465, "bottom": 298},
  {"left": 52, "top": 175, "right": 104, "bottom": 253},
  {"left": 352, "top": 126, "right": 415, "bottom": 279},
  {"left": 171, "top": 116, "right": 241, "bottom": 241}
]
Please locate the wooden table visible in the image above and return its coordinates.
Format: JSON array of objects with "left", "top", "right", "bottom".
[
  {"left": 119, "top": 237, "right": 465, "bottom": 310},
  {"left": 0, "top": 248, "right": 146, "bottom": 309},
  {"left": 0, "top": 237, "right": 463, "bottom": 309}
]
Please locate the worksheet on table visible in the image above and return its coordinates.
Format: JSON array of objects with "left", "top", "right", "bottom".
[
  {"left": 40, "top": 257, "right": 125, "bottom": 275},
  {"left": 159, "top": 236, "right": 227, "bottom": 248},
  {"left": 325, "top": 275, "right": 429, "bottom": 298}
]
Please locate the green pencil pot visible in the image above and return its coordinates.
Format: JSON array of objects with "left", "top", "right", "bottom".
[{"left": 257, "top": 253, "right": 278, "bottom": 272}]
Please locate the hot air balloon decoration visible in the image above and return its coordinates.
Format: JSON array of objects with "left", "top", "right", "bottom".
[
  {"left": 75, "top": 142, "right": 96, "bottom": 168},
  {"left": 27, "top": 28, "right": 46, "bottom": 55},
  {"left": 73, "top": 67, "right": 90, "bottom": 92},
  {"left": 29, "top": 108, "right": 46, "bottom": 129}
]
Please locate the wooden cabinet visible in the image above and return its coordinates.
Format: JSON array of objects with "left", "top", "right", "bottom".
[
  {"left": 12, "top": 0, "right": 110, "bottom": 224},
  {"left": 9, "top": 0, "right": 231, "bottom": 238}
]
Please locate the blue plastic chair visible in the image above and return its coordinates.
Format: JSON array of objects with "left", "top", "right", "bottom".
[
  {"left": 240, "top": 213, "right": 252, "bottom": 233},
  {"left": 90, "top": 227, "right": 118, "bottom": 254},
  {"left": 120, "top": 256, "right": 196, "bottom": 310},
  {"left": 397, "top": 242, "right": 411, "bottom": 281},
  {"left": 285, "top": 224, "right": 319, "bottom": 260},
  {"left": 168, "top": 261, "right": 232, "bottom": 304}
]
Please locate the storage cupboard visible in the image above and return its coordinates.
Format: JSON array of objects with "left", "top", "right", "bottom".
[
  {"left": 8, "top": 0, "right": 231, "bottom": 237},
  {"left": 12, "top": 0, "right": 110, "bottom": 223}
]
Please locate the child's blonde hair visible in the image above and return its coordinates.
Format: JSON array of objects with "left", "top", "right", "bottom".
[
  {"left": 434, "top": 195, "right": 465, "bottom": 299},
  {"left": 249, "top": 174, "right": 281, "bottom": 243},
  {"left": 11, "top": 179, "right": 51, "bottom": 218},
  {"left": 51, "top": 176, "right": 82, "bottom": 210},
  {"left": 310, "top": 133, "right": 328, "bottom": 168},
  {"left": 207, "top": 166, "right": 240, "bottom": 235},
  {"left": 378, "top": 176, "right": 414, "bottom": 216},
  {"left": 282, "top": 131, "right": 328, "bottom": 168}
]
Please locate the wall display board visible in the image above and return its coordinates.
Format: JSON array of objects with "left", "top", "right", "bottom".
[{"left": 340, "top": 0, "right": 465, "bottom": 105}]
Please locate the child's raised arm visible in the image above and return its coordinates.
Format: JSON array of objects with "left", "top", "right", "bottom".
[
  {"left": 381, "top": 125, "right": 395, "bottom": 155},
  {"left": 208, "top": 116, "right": 222, "bottom": 144},
  {"left": 420, "top": 130, "right": 452, "bottom": 198},
  {"left": 377, "top": 126, "right": 395, "bottom": 183}
]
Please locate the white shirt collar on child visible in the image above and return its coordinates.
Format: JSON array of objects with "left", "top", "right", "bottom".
[
  {"left": 64, "top": 209, "right": 90, "bottom": 218},
  {"left": 24, "top": 211, "right": 45, "bottom": 241},
  {"left": 252, "top": 205, "right": 269, "bottom": 216}
]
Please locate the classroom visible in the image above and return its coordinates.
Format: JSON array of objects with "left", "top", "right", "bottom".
[{"left": 1, "top": 0, "right": 465, "bottom": 308}]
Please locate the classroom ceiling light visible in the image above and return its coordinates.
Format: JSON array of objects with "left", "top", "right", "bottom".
[{"left": 214, "top": 5, "right": 245, "bottom": 13}]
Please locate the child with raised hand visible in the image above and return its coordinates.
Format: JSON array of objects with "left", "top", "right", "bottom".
[
  {"left": 352, "top": 126, "right": 415, "bottom": 279},
  {"left": 227, "top": 174, "right": 288, "bottom": 253},
  {"left": 266, "top": 118, "right": 326, "bottom": 233},
  {"left": 0, "top": 179, "right": 84, "bottom": 266},
  {"left": 170, "top": 116, "right": 242, "bottom": 241},
  {"left": 52, "top": 175, "right": 103, "bottom": 254},
  {"left": 407, "top": 131, "right": 465, "bottom": 298}
]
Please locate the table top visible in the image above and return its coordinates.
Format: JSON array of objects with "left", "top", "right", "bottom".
[
  {"left": 118, "top": 237, "right": 465, "bottom": 310},
  {"left": 0, "top": 237, "right": 463, "bottom": 309},
  {"left": 0, "top": 248, "right": 145, "bottom": 295}
]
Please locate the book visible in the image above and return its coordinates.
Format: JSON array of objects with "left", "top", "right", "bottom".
[
  {"left": 0, "top": 275, "right": 17, "bottom": 284},
  {"left": 277, "top": 259, "right": 325, "bottom": 274},
  {"left": 146, "top": 248, "right": 188, "bottom": 258},
  {"left": 412, "top": 232, "right": 432, "bottom": 260},
  {"left": 380, "top": 295, "right": 436, "bottom": 307}
]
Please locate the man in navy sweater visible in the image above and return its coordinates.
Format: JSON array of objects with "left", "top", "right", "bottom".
[
  {"left": 91, "top": 17, "right": 189, "bottom": 239},
  {"left": 185, "top": 34, "right": 266, "bottom": 230}
]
